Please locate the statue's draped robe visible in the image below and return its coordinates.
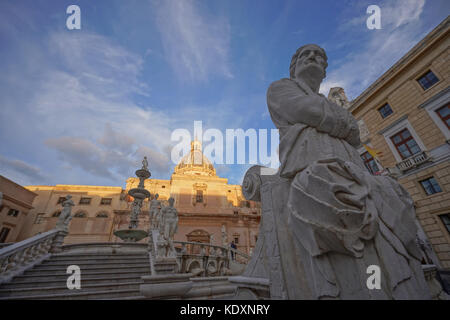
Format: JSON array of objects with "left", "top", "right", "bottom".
[{"left": 266, "top": 78, "right": 430, "bottom": 299}]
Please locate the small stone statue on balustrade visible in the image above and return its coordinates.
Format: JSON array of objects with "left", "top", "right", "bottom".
[
  {"left": 155, "top": 197, "right": 178, "bottom": 258},
  {"left": 162, "top": 198, "right": 178, "bottom": 238},
  {"left": 56, "top": 195, "right": 75, "bottom": 232},
  {"left": 149, "top": 193, "right": 162, "bottom": 229}
]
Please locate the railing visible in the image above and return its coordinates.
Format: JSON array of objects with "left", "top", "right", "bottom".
[
  {"left": 0, "top": 243, "right": 13, "bottom": 250},
  {"left": 0, "top": 229, "right": 67, "bottom": 285},
  {"left": 396, "top": 151, "right": 431, "bottom": 172},
  {"left": 173, "top": 241, "right": 250, "bottom": 264}
]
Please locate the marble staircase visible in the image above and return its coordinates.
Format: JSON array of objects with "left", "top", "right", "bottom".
[{"left": 0, "top": 252, "right": 150, "bottom": 300}]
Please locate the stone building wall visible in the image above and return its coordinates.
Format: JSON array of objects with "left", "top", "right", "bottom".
[
  {"left": 349, "top": 17, "right": 450, "bottom": 268},
  {"left": 19, "top": 141, "right": 261, "bottom": 255},
  {"left": 0, "top": 175, "right": 37, "bottom": 243}
]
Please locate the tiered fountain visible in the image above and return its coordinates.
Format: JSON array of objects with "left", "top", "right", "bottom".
[{"left": 114, "top": 157, "right": 151, "bottom": 242}]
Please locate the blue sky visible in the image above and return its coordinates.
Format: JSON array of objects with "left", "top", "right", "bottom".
[{"left": 0, "top": 0, "right": 449, "bottom": 187}]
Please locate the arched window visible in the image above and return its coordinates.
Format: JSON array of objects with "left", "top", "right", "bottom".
[
  {"left": 74, "top": 211, "right": 87, "bottom": 218},
  {"left": 96, "top": 212, "right": 109, "bottom": 218},
  {"left": 52, "top": 211, "right": 61, "bottom": 217}
]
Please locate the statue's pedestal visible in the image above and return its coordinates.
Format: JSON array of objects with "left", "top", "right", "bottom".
[
  {"left": 114, "top": 229, "right": 148, "bottom": 243},
  {"left": 50, "top": 230, "right": 69, "bottom": 253},
  {"left": 148, "top": 229, "right": 179, "bottom": 274},
  {"left": 228, "top": 276, "right": 270, "bottom": 300}
]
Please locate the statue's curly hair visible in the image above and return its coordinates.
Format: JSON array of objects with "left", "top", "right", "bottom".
[{"left": 289, "top": 44, "right": 328, "bottom": 79}]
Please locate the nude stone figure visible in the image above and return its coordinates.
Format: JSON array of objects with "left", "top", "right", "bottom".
[
  {"left": 149, "top": 193, "right": 161, "bottom": 229},
  {"left": 161, "top": 197, "right": 178, "bottom": 241},
  {"left": 56, "top": 195, "right": 75, "bottom": 232}
]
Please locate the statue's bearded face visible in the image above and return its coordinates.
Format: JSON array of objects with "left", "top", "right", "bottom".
[{"left": 294, "top": 45, "right": 327, "bottom": 81}]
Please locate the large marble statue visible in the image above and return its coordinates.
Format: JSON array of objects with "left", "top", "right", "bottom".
[
  {"left": 149, "top": 194, "right": 162, "bottom": 229},
  {"left": 241, "top": 44, "right": 436, "bottom": 300},
  {"left": 56, "top": 195, "right": 75, "bottom": 232}
]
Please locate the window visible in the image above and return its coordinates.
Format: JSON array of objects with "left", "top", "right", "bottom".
[
  {"left": 96, "top": 212, "right": 109, "bottom": 218},
  {"left": 436, "top": 104, "right": 450, "bottom": 130},
  {"left": 420, "top": 177, "right": 442, "bottom": 195},
  {"left": 439, "top": 214, "right": 450, "bottom": 234},
  {"left": 417, "top": 70, "right": 439, "bottom": 90},
  {"left": 0, "top": 227, "right": 11, "bottom": 243},
  {"left": 390, "top": 128, "right": 421, "bottom": 159},
  {"left": 57, "top": 197, "right": 66, "bottom": 204},
  {"left": 196, "top": 190, "right": 203, "bottom": 203},
  {"left": 360, "top": 151, "right": 380, "bottom": 175},
  {"left": 378, "top": 103, "right": 393, "bottom": 119},
  {"left": 34, "top": 213, "right": 45, "bottom": 224},
  {"left": 74, "top": 212, "right": 87, "bottom": 218},
  {"left": 233, "top": 210, "right": 238, "bottom": 215},
  {"left": 79, "top": 197, "right": 91, "bottom": 205},
  {"left": 100, "top": 198, "right": 112, "bottom": 205},
  {"left": 162, "top": 185, "right": 166, "bottom": 189},
  {"left": 234, "top": 237, "right": 239, "bottom": 244},
  {"left": 7, "top": 209, "right": 20, "bottom": 217}
]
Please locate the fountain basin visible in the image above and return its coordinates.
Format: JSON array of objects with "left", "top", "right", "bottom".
[
  {"left": 114, "top": 229, "right": 148, "bottom": 242},
  {"left": 129, "top": 188, "right": 151, "bottom": 199}
]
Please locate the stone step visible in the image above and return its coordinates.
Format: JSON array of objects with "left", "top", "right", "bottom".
[
  {"left": 2, "top": 275, "right": 149, "bottom": 289},
  {"left": 41, "top": 257, "right": 149, "bottom": 265},
  {"left": 13, "top": 270, "right": 149, "bottom": 283},
  {"left": 0, "top": 288, "right": 143, "bottom": 300},
  {"left": 104, "top": 295, "right": 147, "bottom": 300},
  {"left": 33, "top": 262, "right": 150, "bottom": 270},
  {"left": 51, "top": 254, "right": 148, "bottom": 261},
  {"left": 24, "top": 265, "right": 150, "bottom": 276},
  {"left": 0, "top": 281, "right": 142, "bottom": 297}
]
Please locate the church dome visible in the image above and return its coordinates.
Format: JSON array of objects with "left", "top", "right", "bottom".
[{"left": 173, "top": 140, "right": 217, "bottom": 176}]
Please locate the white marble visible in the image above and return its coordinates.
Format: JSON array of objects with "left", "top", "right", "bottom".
[{"left": 241, "top": 44, "right": 442, "bottom": 300}]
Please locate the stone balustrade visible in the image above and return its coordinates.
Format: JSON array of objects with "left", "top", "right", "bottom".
[
  {"left": 0, "top": 229, "right": 67, "bottom": 285},
  {"left": 174, "top": 241, "right": 249, "bottom": 261},
  {"left": 173, "top": 241, "right": 250, "bottom": 276},
  {"left": 396, "top": 150, "right": 431, "bottom": 172}
]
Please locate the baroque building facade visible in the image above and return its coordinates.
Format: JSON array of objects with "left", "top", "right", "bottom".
[
  {"left": 0, "top": 175, "right": 37, "bottom": 244},
  {"left": 18, "top": 140, "right": 261, "bottom": 255},
  {"left": 349, "top": 17, "right": 450, "bottom": 268}
]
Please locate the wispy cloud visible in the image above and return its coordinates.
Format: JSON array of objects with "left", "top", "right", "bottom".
[
  {"left": 0, "top": 29, "right": 182, "bottom": 185},
  {"left": 320, "top": 0, "right": 428, "bottom": 99},
  {"left": 45, "top": 125, "right": 171, "bottom": 182},
  {"left": 0, "top": 155, "right": 47, "bottom": 185},
  {"left": 152, "top": 0, "right": 233, "bottom": 82}
]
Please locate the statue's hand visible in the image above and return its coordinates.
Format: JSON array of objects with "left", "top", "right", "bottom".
[{"left": 345, "top": 120, "right": 361, "bottom": 147}]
